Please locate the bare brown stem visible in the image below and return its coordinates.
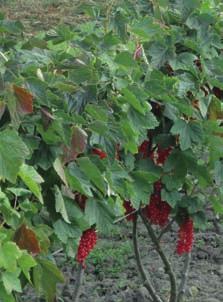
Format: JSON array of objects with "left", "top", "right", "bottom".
[
  {"left": 73, "top": 263, "right": 84, "bottom": 302},
  {"left": 140, "top": 211, "right": 177, "bottom": 302},
  {"left": 133, "top": 216, "right": 164, "bottom": 302},
  {"left": 113, "top": 209, "right": 138, "bottom": 224},
  {"left": 157, "top": 218, "right": 175, "bottom": 242},
  {"left": 177, "top": 253, "right": 191, "bottom": 302}
]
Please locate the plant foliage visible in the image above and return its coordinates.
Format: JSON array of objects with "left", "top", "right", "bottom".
[{"left": 0, "top": 0, "right": 223, "bottom": 301}]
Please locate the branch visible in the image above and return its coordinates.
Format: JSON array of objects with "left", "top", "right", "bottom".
[
  {"left": 177, "top": 253, "right": 191, "bottom": 302},
  {"left": 157, "top": 218, "right": 175, "bottom": 242},
  {"left": 140, "top": 211, "right": 177, "bottom": 302},
  {"left": 113, "top": 209, "right": 138, "bottom": 224},
  {"left": 73, "top": 263, "right": 84, "bottom": 302},
  {"left": 132, "top": 216, "right": 164, "bottom": 302}
]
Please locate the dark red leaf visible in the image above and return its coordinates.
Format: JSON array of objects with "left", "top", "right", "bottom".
[
  {"left": 13, "top": 85, "right": 33, "bottom": 114},
  {"left": 41, "top": 106, "right": 54, "bottom": 130},
  {"left": 63, "top": 126, "right": 88, "bottom": 163},
  {"left": 14, "top": 224, "right": 41, "bottom": 256}
]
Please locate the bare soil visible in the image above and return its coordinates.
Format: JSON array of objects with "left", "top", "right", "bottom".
[{"left": 23, "top": 221, "right": 223, "bottom": 302}]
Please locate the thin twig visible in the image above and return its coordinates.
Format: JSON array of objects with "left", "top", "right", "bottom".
[
  {"left": 52, "top": 248, "right": 63, "bottom": 256},
  {"left": 73, "top": 263, "right": 84, "bottom": 302},
  {"left": 177, "top": 253, "right": 191, "bottom": 302},
  {"left": 132, "top": 216, "right": 164, "bottom": 302},
  {"left": 113, "top": 209, "right": 138, "bottom": 224},
  {"left": 141, "top": 45, "right": 150, "bottom": 67},
  {"left": 157, "top": 218, "right": 175, "bottom": 242},
  {"left": 0, "top": 51, "right": 8, "bottom": 62},
  {"left": 140, "top": 211, "right": 177, "bottom": 302}
]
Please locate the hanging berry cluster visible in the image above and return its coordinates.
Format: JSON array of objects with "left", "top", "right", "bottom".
[
  {"left": 76, "top": 228, "right": 97, "bottom": 268},
  {"left": 154, "top": 146, "right": 172, "bottom": 166},
  {"left": 138, "top": 140, "right": 152, "bottom": 159},
  {"left": 145, "top": 180, "right": 171, "bottom": 227},
  {"left": 123, "top": 200, "right": 136, "bottom": 221},
  {"left": 176, "top": 218, "right": 194, "bottom": 255},
  {"left": 138, "top": 140, "right": 172, "bottom": 165},
  {"left": 123, "top": 141, "right": 173, "bottom": 224},
  {"left": 138, "top": 140, "right": 172, "bottom": 227}
]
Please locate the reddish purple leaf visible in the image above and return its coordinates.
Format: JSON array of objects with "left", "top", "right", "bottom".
[
  {"left": 13, "top": 85, "right": 33, "bottom": 114},
  {"left": 63, "top": 126, "right": 88, "bottom": 163},
  {"left": 14, "top": 224, "right": 41, "bottom": 256}
]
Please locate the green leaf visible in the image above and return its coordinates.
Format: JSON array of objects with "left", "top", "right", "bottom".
[
  {"left": 121, "top": 88, "right": 145, "bottom": 114},
  {"left": 64, "top": 198, "right": 88, "bottom": 228},
  {"left": 129, "top": 171, "right": 157, "bottom": 207},
  {"left": 169, "top": 52, "right": 197, "bottom": 71},
  {"left": 0, "top": 242, "right": 22, "bottom": 272},
  {"left": 175, "top": 0, "right": 200, "bottom": 20},
  {"left": 0, "top": 130, "right": 29, "bottom": 183},
  {"left": 148, "top": 39, "right": 175, "bottom": 68},
  {"left": 17, "top": 252, "right": 37, "bottom": 282},
  {"left": 120, "top": 119, "right": 138, "bottom": 153},
  {"left": 171, "top": 119, "right": 203, "bottom": 150},
  {"left": 65, "top": 163, "right": 93, "bottom": 197},
  {"left": 128, "top": 108, "right": 159, "bottom": 133},
  {"left": 115, "top": 51, "right": 137, "bottom": 68},
  {"left": 214, "top": 161, "right": 223, "bottom": 186},
  {"left": 53, "top": 158, "right": 68, "bottom": 187},
  {"left": 132, "top": 170, "right": 158, "bottom": 183},
  {"left": 0, "top": 190, "right": 20, "bottom": 227},
  {"left": 85, "top": 104, "right": 108, "bottom": 122},
  {"left": 131, "top": 16, "right": 164, "bottom": 40},
  {"left": 192, "top": 211, "right": 207, "bottom": 230},
  {"left": 77, "top": 157, "right": 106, "bottom": 194},
  {"left": 53, "top": 220, "right": 81, "bottom": 244},
  {"left": 161, "top": 189, "right": 181, "bottom": 207},
  {"left": 55, "top": 186, "right": 70, "bottom": 224},
  {"left": 0, "top": 282, "right": 15, "bottom": 302},
  {"left": 33, "top": 259, "right": 64, "bottom": 302},
  {"left": 18, "top": 164, "right": 44, "bottom": 203},
  {"left": 38, "top": 259, "right": 64, "bottom": 282},
  {"left": 180, "top": 196, "right": 204, "bottom": 214},
  {"left": 85, "top": 199, "right": 115, "bottom": 232},
  {"left": 145, "top": 70, "right": 178, "bottom": 103},
  {"left": 211, "top": 196, "right": 223, "bottom": 214},
  {"left": 2, "top": 270, "right": 22, "bottom": 294},
  {"left": 164, "top": 149, "right": 191, "bottom": 179},
  {"left": 68, "top": 64, "right": 98, "bottom": 84}
]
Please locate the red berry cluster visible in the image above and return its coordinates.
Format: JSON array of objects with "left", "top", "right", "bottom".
[
  {"left": 76, "top": 228, "right": 97, "bottom": 267},
  {"left": 92, "top": 148, "right": 107, "bottom": 159},
  {"left": 145, "top": 180, "right": 171, "bottom": 227},
  {"left": 157, "top": 146, "right": 172, "bottom": 165},
  {"left": 152, "top": 146, "right": 172, "bottom": 165},
  {"left": 138, "top": 140, "right": 151, "bottom": 159},
  {"left": 176, "top": 218, "right": 194, "bottom": 255},
  {"left": 123, "top": 200, "right": 136, "bottom": 221},
  {"left": 138, "top": 141, "right": 172, "bottom": 226},
  {"left": 138, "top": 141, "right": 172, "bottom": 166}
]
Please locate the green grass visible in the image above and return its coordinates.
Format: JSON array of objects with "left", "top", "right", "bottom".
[{"left": 87, "top": 239, "right": 132, "bottom": 277}]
